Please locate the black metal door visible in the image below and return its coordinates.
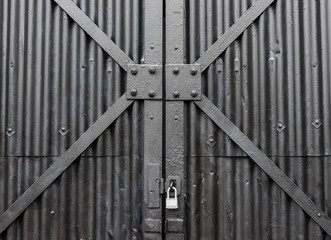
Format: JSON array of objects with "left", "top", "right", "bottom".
[{"left": 0, "top": 0, "right": 331, "bottom": 239}]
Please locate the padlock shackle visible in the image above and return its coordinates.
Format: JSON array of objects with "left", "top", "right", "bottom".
[{"left": 167, "top": 186, "right": 177, "bottom": 198}]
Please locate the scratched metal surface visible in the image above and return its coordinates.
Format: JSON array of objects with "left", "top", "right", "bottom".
[
  {"left": 185, "top": 0, "right": 331, "bottom": 239},
  {"left": 0, "top": 0, "right": 144, "bottom": 239}
]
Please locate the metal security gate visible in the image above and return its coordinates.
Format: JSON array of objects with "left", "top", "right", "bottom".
[{"left": 0, "top": 0, "right": 330, "bottom": 239}]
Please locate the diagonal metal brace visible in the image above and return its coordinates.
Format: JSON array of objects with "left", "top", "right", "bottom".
[
  {"left": 195, "top": 0, "right": 276, "bottom": 72},
  {"left": 0, "top": 94, "right": 134, "bottom": 234},
  {"left": 53, "top": 0, "right": 134, "bottom": 72},
  {"left": 194, "top": 94, "right": 331, "bottom": 236}
]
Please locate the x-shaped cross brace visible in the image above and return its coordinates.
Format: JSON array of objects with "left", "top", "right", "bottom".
[{"left": 0, "top": 0, "right": 330, "bottom": 236}]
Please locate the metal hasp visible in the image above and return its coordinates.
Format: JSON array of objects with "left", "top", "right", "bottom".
[
  {"left": 165, "top": 176, "right": 181, "bottom": 195},
  {"left": 166, "top": 64, "right": 202, "bottom": 100},
  {"left": 148, "top": 164, "right": 162, "bottom": 208},
  {"left": 127, "top": 64, "right": 163, "bottom": 100}
]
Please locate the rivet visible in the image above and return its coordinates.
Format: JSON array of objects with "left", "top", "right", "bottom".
[
  {"left": 173, "top": 67, "right": 179, "bottom": 75},
  {"left": 10, "top": 63, "right": 14, "bottom": 68},
  {"left": 59, "top": 127, "right": 69, "bottom": 136},
  {"left": 150, "top": 45, "right": 154, "bottom": 49},
  {"left": 174, "top": 116, "right": 178, "bottom": 120},
  {"left": 276, "top": 121, "right": 286, "bottom": 132},
  {"left": 149, "top": 66, "right": 156, "bottom": 74},
  {"left": 130, "top": 89, "right": 137, "bottom": 96},
  {"left": 6, "top": 126, "right": 16, "bottom": 137},
  {"left": 131, "top": 68, "right": 138, "bottom": 75},
  {"left": 190, "top": 67, "right": 197, "bottom": 75},
  {"left": 81, "top": 65, "right": 86, "bottom": 69},
  {"left": 210, "top": 138, "right": 214, "bottom": 143},
  {"left": 312, "top": 119, "right": 322, "bottom": 129},
  {"left": 191, "top": 90, "right": 198, "bottom": 97},
  {"left": 50, "top": 210, "right": 55, "bottom": 215},
  {"left": 173, "top": 91, "right": 180, "bottom": 98},
  {"left": 317, "top": 213, "right": 322, "bottom": 217},
  {"left": 149, "top": 90, "right": 155, "bottom": 98},
  {"left": 174, "top": 46, "right": 178, "bottom": 50},
  {"left": 150, "top": 116, "right": 154, "bottom": 120}
]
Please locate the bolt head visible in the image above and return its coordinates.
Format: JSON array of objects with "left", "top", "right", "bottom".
[
  {"left": 7, "top": 127, "right": 12, "bottom": 132},
  {"left": 173, "top": 91, "right": 180, "bottom": 98},
  {"left": 149, "top": 67, "right": 156, "bottom": 74},
  {"left": 277, "top": 123, "right": 283, "bottom": 128},
  {"left": 317, "top": 213, "right": 322, "bottom": 217},
  {"left": 173, "top": 67, "right": 179, "bottom": 75},
  {"left": 191, "top": 67, "right": 197, "bottom": 75},
  {"left": 61, "top": 127, "right": 66, "bottom": 132},
  {"left": 131, "top": 68, "right": 138, "bottom": 75},
  {"left": 130, "top": 89, "right": 137, "bottom": 96},
  {"left": 149, "top": 90, "right": 155, "bottom": 97},
  {"left": 191, "top": 90, "right": 198, "bottom": 97},
  {"left": 210, "top": 138, "right": 214, "bottom": 143},
  {"left": 315, "top": 119, "right": 320, "bottom": 124}
]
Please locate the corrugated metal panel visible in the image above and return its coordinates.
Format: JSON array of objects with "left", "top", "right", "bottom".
[
  {"left": 186, "top": 157, "right": 330, "bottom": 239},
  {"left": 0, "top": 156, "right": 143, "bottom": 239},
  {"left": 0, "top": 0, "right": 143, "bottom": 157},
  {"left": 185, "top": 0, "right": 331, "bottom": 239},
  {"left": 186, "top": 0, "right": 331, "bottom": 157},
  {"left": 0, "top": 0, "right": 144, "bottom": 239}
]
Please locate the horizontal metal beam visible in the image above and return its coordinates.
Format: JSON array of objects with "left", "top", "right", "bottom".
[
  {"left": 0, "top": 94, "right": 134, "bottom": 234},
  {"left": 194, "top": 94, "right": 331, "bottom": 236},
  {"left": 53, "top": 0, "right": 134, "bottom": 72},
  {"left": 195, "top": 0, "right": 275, "bottom": 72}
]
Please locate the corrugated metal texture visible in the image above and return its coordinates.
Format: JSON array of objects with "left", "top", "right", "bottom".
[
  {"left": 0, "top": 0, "right": 145, "bottom": 239},
  {"left": 185, "top": 156, "right": 330, "bottom": 240},
  {"left": 0, "top": 156, "right": 143, "bottom": 240},
  {"left": 185, "top": 0, "right": 331, "bottom": 157},
  {"left": 0, "top": 0, "right": 143, "bottom": 157},
  {"left": 184, "top": 0, "right": 331, "bottom": 239}
]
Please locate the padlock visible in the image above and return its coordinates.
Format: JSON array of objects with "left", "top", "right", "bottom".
[{"left": 166, "top": 186, "right": 178, "bottom": 209}]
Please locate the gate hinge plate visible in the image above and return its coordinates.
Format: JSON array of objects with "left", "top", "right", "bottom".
[
  {"left": 166, "top": 64, "right": 201, "bottom": 101},
  {"left": 127, "top": 64, "right": 162, "bottom": 100}
]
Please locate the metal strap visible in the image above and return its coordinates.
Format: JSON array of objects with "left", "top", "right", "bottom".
[
  {"left": 195, "top": 0, "right": 275, "bottom": 72},
  {"left": 194, "top": 94, "right": 331, "bottom": 236},
  {"left": 53, "top": 0, "right": 134, "bottom": 72},
  {"left": 0, "top": 94, "right": 134, "bottom": 234}
]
